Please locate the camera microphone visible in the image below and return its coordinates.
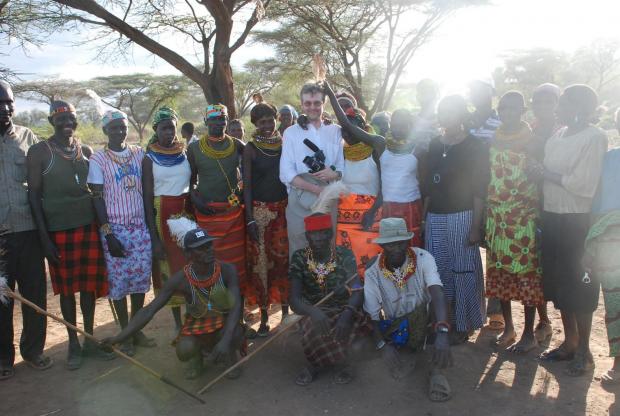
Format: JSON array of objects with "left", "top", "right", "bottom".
[{"left": 303, "top": 138, "right": 320, "bottom": 153}]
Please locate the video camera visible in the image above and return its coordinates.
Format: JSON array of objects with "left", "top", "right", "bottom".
[{"left": 302, "top": 139, "right": 326, "bottom": 173}]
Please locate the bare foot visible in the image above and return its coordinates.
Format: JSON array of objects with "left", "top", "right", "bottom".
[
  {"left": 508, "top": 333, "right": 538, "bottom": 354},
  {"left": 534, "top": 321, "right": 552, "bottom": 343},
  {"left": 494, "top": 328, "right": 516, "bottom": 348}
]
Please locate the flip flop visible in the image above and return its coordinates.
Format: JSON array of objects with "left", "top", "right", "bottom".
[
  {"left": 119, "top": 340, "right": 136, "bottom": 357},
  {"left": 66, "top": 347, "right": 82, "bottom": 371},
  {"left": 507, "top": 337, "right": 538, "bottom": 354},
  {"left": 333, "top": 365, "right": 353, "bottom": 385},
  {"left": 601, "top": 369, "right": 620, "bottom": 386},
  {"left": 0, "top": 366, "right": 15, "bottom": 381},
  {"left": 24, "top": 355, "right": 54, "bottom": 371},
  {"left": 295, "top": 366, "right": 318, "bottom": 386},
  {"left": 565, "top": 352, "right": 595, "bottom": 377},
  {"left": 82, "top": 341, "right": 116, "bottom": 361},
  {"left": 494, "top": 332, "right": 516, "bottom": 349},
  {"left": 428, "top": 369, "right": 452, "bottom": 402},
  {"left": 539, "top": 347, "right": 575, "bottom": 362}
]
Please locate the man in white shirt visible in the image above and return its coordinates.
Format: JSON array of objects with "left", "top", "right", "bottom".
[
  {"left": 364, "top": 218, "right": 453, "bottom": 402},
  {"left": 280, "top": 83, "right": 344, "bottom": 255}
]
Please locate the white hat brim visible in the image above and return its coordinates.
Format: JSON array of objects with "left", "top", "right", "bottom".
[{"left": 372, "top": 232, "right": 414, "bottom": 245}]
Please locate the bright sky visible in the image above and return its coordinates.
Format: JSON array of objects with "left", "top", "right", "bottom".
[{"left": 4, "top": 0, "right": 620, "bottom": 110}]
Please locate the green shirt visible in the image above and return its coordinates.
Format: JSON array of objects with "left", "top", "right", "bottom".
[
  {"left": 189, "top": 137, "right": 241, "bottom": 203},
  {"left": 289, "top": 245, "right": 357, "bottom": 307}
]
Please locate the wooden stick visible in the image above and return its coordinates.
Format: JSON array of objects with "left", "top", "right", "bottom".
[
  {"left": 197, "top": 274, "right": 358, "bottom": 395},
  {"left": 1, "top": 285, "right": 205, "bottom": 405}
]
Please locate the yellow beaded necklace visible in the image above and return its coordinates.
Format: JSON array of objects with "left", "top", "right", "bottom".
[
  {"left": 344, "top": 142, "right": 373, "bottom": 161},
  {"left": 199, "top": 135, "right": 235, "bottom": 159}
]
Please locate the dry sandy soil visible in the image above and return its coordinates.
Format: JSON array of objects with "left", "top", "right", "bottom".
[{"left": 2, "top": 275, "right": 619, "bottom": 416}]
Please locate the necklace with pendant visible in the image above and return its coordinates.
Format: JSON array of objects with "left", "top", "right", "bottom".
[{"left": 306, "top": 247, "right": 336, "bottom": 290}]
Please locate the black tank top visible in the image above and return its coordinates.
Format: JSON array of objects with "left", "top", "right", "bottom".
[{"left": 250, "top": 142, "right": 287, "bottom": 202}]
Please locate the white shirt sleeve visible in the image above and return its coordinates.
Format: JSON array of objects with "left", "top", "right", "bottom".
[
  {"left": 87, "top": 155, "right": 104, "bottom": 185},
  {"left": 280, "top": 128, "right": 297, "bottom": 187},
  {"left": 363, "top": 268, "right": 383, "bottom": 321},
  {"left": 416, "top": 248, "right": 442, "bottom": 288},
  {"left": 333, "top": 126, "right": 345, "bottom": 173}
]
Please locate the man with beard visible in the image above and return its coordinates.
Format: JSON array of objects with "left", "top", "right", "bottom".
[
  {"left": 280, "top": 84, "right": 344, "bottom": 255},
  {"left": 0, "top": 81, "right": 52, "bottom": 380},
  {"left": 28, "top": 101, "right": 110, "bottom": 370}
]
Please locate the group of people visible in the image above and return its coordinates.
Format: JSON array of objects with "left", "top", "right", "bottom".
[{"left": 1, "top": 73, "right": 619, "bottom": 402}]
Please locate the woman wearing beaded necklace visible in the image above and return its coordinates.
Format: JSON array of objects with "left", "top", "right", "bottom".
[
  {"left": 242, "top": 101, "right": 290, "bottom": 337},
  {"left": 87, "top": 110, "right": 156, "bottom": 356},
  {"left": 423, "top": 95, "right": 490, "bottom": 344},
  {"left": 323, "top": 81, "right": 385, "bottom": 277},
  {"left": 27, "top": 100, "right": 109, "bottom": 369},
  {"left": 143, "top": 107, "right": 191, "bottom": 332},
  {"left": 187, "top": 104, "right": 253, "bottom": 310}
]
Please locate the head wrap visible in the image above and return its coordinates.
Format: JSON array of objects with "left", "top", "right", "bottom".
[
  {"left": 50, "top": 101, "right": 76, "bottom": 117},
  {"left": 304, "top": 214, "right": 332, "bottom": 232},
  {"left": 205, "top": 104, "right": 228, "bottom": 120},
  {"left": 102, "top": 110, "right": 128, "bottom": 127},
  {"left": 152, "top": 106, "right": 179, "bottom": 130}
]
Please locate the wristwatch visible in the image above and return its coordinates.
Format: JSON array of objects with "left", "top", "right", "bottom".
[
  {"left": 375, "top": 339, "right": 387, "bottom": 350},
  {"left": 436, "top": 326, "right": 449, "bottom": 334}
]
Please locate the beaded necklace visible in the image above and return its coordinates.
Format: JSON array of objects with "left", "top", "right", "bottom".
[
  {"left": 306, "top": 246, "right": 337, "bottom": 290},
  {"left": 147, "top": 140, "right": 186, "bottom": 167},
  {"left": 105, "top": 145, "right": 137, "bottom": 191},
  {"left": 385, "top": 131, "right": 414, "bottom": 153},
  {"left": 185, "top": 262, "right": 221, "bottom": 289},
  {"left": 379, "top": 248, "right": 417, "bottom": 290},
  {"left": 48, "top": 136, "right": 83, "bottom": 161},
  {"left": 252, "top": 131, "right": 282, "bottom": 151},
  {"left": 344, "top": 142, "right": 373, "bottom": 161},
  {"left": 199, "top": 135, "right": 235, "bottom": 159}
]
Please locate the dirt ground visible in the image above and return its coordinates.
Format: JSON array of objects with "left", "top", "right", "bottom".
[{"left": 2, "top": 275, "right": 619, "bottom": 416}]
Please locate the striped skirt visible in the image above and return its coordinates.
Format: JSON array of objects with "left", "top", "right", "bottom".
[{"left": 425, "top": 210, "right": 484, "bottom": 332}]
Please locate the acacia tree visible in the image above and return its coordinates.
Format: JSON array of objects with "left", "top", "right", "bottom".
[
  {"left": 91, "top": 74, "right": 187, "bottom": 143},
  {"left": 25, "top": 0, "right": 277, "bottom": 118},
  {"left": 257, "top": 0, "right": 483, "bottom": 115},
  {"left": 234, "top": 59, "right": 281, "bottom": 117}
]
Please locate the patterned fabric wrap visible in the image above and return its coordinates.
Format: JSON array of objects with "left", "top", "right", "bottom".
[
  {"left": 152, "top": 106, "right": 179, "bottom": 129},
  {"left": 48, "top": 223, "right": 108, "bottom": 298},
  {"left": 379, "top": 303, "right": 428, "bottom": 350},
  {"left": 485, "top": 146, "right": 544, "bottom": 306},
  {"left": 585, "top": 211, "right": 620, "bottom": 356},
  {"left": 337, "top": 193, "right": 382, "bottom": 277},
  {"left": 152, "top": 194, "right": 189, "bottom": 307},
  {"left": 425, "top": 211, "right": 484, "bottom": 332},
  {"left": 382, "top": 200, "right": 423, "bottom": 248},
  {"left": 194, "top": 203, "right": 251, "bottom": 298},
  {"left": 100, "top": 223, "right": 152, "bottom": 300},
  {"left": 300, "top": 306, "right": 371, "bottom": 368},
  {"left": 180, "top": 314, "right": 225, "bottom": 336},
  {"left": 246, "top": 200, "right": 289, "bottom": 308},
  {"left": 102, "top": 110, "right": 127, "bottom": 127},
  {"left": 289, "top": 246, "right": 357, "bottom": 307}
]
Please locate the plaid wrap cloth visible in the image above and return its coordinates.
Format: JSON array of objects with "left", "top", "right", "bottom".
[
  {"left": 48, "top": 223, "right": 108, "bottom": 298},
  {"left": 300, "top": 306, "right": 371, "bottom": 368}
]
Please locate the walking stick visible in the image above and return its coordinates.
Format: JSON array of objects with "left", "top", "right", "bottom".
[
  {"left": 0, "top": 277, "right": 205, "bottom": 405},
  {"left": 197, "top": 273, "right": 359, "bottom": 395}
]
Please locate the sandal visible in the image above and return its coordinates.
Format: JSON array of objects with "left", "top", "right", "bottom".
[
  {"left": 0, "top": 365, "right": 15, "bottom": 381},
  {"left": 24, "top": 354, "right": 54, "bottom": 371},
  {"left": 565, "top": 352, "right": 595, "bottom": 377},
  {"left": 487, "top": 314, "right": 505, "bottom": 331},
  {"left": 428, "top": 369, "right": 452, "bottom": 402},
  {"left": 82, "top": 341, "right": 116, "bottom": 361},
  {"left": 539, "top": 347, "right": 574, "bottom": 362},
  {"left": 119, "top": 340, "right": 136, "bottom": 357},
  {"left": 601, "top": 369, "right": 620, "bottom": 386},
  {"left": 333, "top": 365, "right": 353, "bottom": 385},
  {"left": 257, "top": 324, "right": 270, "bottom": 338},
  {"left": 245, "top": 327, "right": 258, "bottom": 340},
  {"left": 66, "top": 345, "right": 83, "bottom": 371},
  {"left": 133, "top": 332, "right": 157, "bottom": 348},
  {"left": 295, "top": 365, "right": 319, "bottom": 386}
]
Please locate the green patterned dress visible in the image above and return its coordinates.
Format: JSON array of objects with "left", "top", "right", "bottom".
[{"left": 485, "top": 146, "right": 544, "bottom": 306}]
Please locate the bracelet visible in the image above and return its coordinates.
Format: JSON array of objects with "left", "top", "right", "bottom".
[
  {"left": 100, "top": 223, "right": 113, "bottom": 236},
  {"left": 247, "top": 220, "right": 256, "bottom": 226}
]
